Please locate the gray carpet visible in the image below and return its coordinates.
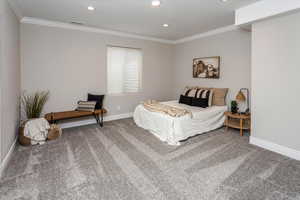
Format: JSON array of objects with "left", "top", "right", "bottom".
[{"left": 1, "top": 118, "right": 300, "bottom": 200}]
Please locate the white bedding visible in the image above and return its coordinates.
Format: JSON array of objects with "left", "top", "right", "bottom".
[{"left": 133, "top": 100, "right": 227, "bottom": 145}]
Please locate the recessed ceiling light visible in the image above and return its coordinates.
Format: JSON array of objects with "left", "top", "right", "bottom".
[
  {"left": 152, "top": 0, "right": 161, "bottom": 7},
  {"left": 88, "top": 6, "right": 95, "bottom": 11},
  {"left": 163, "top": 24, "right": 169, "bottom": 27},
  {"left": 221, "top": 0, "right": 228, "bottom": 2}
]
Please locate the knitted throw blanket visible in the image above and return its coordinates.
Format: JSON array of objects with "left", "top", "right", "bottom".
[{"left": 143, "top": 100, "right": 191, "bottom": 117}]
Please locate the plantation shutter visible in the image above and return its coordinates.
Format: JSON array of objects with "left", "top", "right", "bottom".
[{"left": 107, "top": 46, "right": 142, "bottom": 94}]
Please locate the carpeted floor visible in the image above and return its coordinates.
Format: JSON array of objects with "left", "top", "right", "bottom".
[{"left": 1, "top": 118, "right": 300, "bottom": 200}]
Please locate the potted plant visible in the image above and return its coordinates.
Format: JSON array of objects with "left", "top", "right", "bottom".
[
  {"left": 21, "top": 91, "right": 50, "bottom": 119},
  {"left": 19, "top": 91, "right": 49, "bottom": 145},
  {"left": 231, "top": 100, "right": 238, "bottom": 114}
]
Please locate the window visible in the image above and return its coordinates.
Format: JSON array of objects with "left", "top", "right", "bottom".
[{"left": 107, "top": 46, "right": 142, "bottom": 94}]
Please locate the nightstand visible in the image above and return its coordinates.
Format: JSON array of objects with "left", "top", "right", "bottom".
[{"left": 224, "top": 111, "right": 251, "bottom": 136}]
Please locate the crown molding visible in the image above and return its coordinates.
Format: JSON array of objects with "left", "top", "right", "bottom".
[
  {"left": 20, "top": 17, "right": 175, "bottom": 44},
  {"left": 21, "top": 17, "right": 241, "bottom": 45},
  {"left": 173, "top": 25, "right": 239, "bottom": 44}
]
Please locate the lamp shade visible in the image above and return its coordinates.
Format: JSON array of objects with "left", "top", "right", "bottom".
[{"left": 236, "top": 91, "right": 246, "bottom": 102}]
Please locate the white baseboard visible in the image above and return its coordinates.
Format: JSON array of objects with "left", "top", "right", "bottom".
[
  {"left": 0, "top": 138, "right": 17, "bottom": 178},
  {"left": 60, "top": 112, "right": 133, "bottom": 129},
  {"left": 104, "top": 112, "right": 133, "bottom": 122},
  {"left": 250, "top": 136, "right": 300, "bottom": 161}
]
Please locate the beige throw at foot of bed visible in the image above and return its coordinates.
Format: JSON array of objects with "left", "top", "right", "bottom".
[{"left": 143, "top": 100, "right": 192, "bottom": 118}]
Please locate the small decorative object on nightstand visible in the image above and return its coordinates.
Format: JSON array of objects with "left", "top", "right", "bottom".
[
  {"left": 224, "top": 111, "right": 251, "bottom": 136},
  {"left": 231, "top": 100, "right": 238, "bottom": 114}
]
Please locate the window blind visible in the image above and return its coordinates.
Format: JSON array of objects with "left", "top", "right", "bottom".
[{"left": 107, "top": 46, "right": 142, "bottom": 94}]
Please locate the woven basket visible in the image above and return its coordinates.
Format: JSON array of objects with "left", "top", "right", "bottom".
[
  {"left": 19, "top": 120, "right": 62, "bottom": 145},
  {"left": 47, "top": 124, "right": 62, "bottom": 140},
  {"left": 19, "top": 120, "right": 31, "bottom": 146}
]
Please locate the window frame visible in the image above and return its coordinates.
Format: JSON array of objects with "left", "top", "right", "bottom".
[{"left": 106, "top": 45, "right": 143, "bottom": 96}]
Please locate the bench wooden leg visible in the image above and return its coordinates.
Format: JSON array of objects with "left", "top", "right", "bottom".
[{"left": 50, "top": 120, "right": 57, "bottom": 124}]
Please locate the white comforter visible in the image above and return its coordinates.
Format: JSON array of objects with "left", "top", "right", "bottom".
[{"left": 133, "top": 100, "right": 227, "bottom": 145}]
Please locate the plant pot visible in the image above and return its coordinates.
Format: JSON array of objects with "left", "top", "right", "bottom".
[
  {"left": 19, "top": 118, "right": 53, "bottom": 146},
  {"left": 231, "top": 100, "right": 238, "bottom": 114}
]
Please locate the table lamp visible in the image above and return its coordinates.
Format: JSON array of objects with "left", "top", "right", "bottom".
[{"left": 236, "top": 88, "right": 249, "bottom": 114}]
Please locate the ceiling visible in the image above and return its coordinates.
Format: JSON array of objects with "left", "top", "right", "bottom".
[{"left": 10, "top": 0, "right": 259, "bottom": 40}]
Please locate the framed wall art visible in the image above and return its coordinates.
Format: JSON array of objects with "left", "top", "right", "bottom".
[{"left": 193, "top": 56, "right": 220, "bottom": 79}]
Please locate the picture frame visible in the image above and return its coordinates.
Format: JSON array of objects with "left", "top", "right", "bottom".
[{"left": 193, "top": 56, "right": 220, "bottom": 79}]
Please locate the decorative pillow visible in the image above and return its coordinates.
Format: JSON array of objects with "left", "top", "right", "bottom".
[
  {"left": 191, "top": 89, "right": 212, "bottom": 108},
  {"left": 195, "top": 87, "right": 213, "bottom": 106},
  {"left": 182, "top": 86, "right": 194, "bottom": 95},
  {"left": 88, "top": 94, "right": 104, "bottom": 109},
  {"left": 186, "top": 88, "right": 198, "bottom": 97},
  {"left": 211, "top": 88, "right": 228, "bottom": 106},
  {"left": 182, "top": 86, "right": 191, "bottom": 95},
  {"left": 77, "top": 101, "right": 96, "bottom": 112},
  {"left": 208, "top": 90, "right": 214, "bottom": 106},
  {"left": 179, "top": 87, "right": 194, "bottom": 105},
  {"left": 179, "top": 95, "right": 192, "bottom": 105}
]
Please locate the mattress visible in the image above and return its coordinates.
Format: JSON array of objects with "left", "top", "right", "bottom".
[{"left": 133, "top": 100, "right": 227, "bottom": 145}]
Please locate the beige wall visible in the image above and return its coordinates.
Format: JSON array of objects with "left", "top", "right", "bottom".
[
  {"left": 21, "top": 24, "right": 252, "bottom": 125},
  {"left": 0, "top": 0, "right": 20, "bottom": 164},
  {"left": 21, "top": 24, "right": 173, "bottom": 120},
  {"left": 172, "top": 29, "right": 251, "bottom": 107},
  {"left": 252, "top": 11, "right": 300, "bottom": 151}
]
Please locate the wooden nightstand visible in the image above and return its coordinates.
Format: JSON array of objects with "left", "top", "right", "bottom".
[{"left": 224, "top": 111, "right": 251, "bottom": 136}]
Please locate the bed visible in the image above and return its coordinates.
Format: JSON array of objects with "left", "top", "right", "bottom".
[{"left": 133, "top": 100, "right": 227, "bottom": 145}]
